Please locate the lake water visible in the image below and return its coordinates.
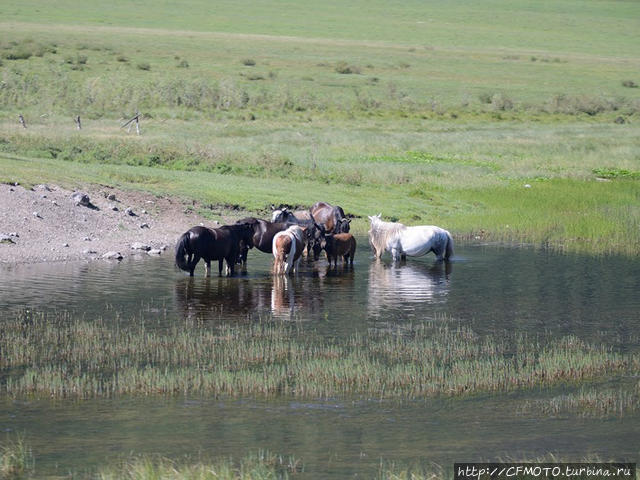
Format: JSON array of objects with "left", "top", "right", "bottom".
[{"left": 1, "top": 241, "right": 639, "bottom": 477}]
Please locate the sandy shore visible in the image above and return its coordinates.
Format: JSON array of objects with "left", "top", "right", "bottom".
[{"left": 0, "top": 183, "right": 237, "bottom": 265}]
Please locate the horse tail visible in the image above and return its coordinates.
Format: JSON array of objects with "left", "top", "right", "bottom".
[
  {"left": 175, "top": 232, "right": 191, "bottom": 272},
  {"left": 272, "top": 232, "right": 283, "bottom": 274},
  {"left": 285, "top": 232, "right": 297, "bottom": 274},
  {"left": 444, "top": 231, "right": 454, "bottom": 261}
]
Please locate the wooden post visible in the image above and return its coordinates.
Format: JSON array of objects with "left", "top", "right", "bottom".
[
  {"left": 121, "top": 112, "right": 141, "bottom": 135},
  {"left": 18, "top": 114, "right": 27, "bottom": 128},
  {"left": 75, "top": 116, "right": 82, "bottom": 130}
]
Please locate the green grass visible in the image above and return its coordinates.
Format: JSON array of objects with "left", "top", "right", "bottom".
[
  {"left": 0, "top": 436, "right": 34, "bottom": 478},
  {"left": 1, "top": 310, "right": 636, "bottom": 400},
  {"left": 0, "top": 0, "right": 639, "bottom": 255},
  {"left": 521, "top": 382, "right": 640, "bottom": 418}
]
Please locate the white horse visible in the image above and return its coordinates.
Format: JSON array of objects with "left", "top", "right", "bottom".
[
  {"left": 272, "top": 225, "right": 306, "bottom": 274},
  {"left": 367, "top": 214, "right": 454, "bottom": 262}
]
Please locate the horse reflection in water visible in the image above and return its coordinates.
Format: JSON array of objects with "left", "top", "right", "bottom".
[
  {"left": 367, "top": 260, "right": 452, "bottom": 316},
  {"left": 174, "top": 277, "right": 273, "bottom": 321},
  {"left": 175, "top": 265, "right": 337, "bottom": 321}
]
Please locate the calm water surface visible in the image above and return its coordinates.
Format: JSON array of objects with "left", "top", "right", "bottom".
[{"left": 1, "top": 241, "right": 639, "bottom": 477}]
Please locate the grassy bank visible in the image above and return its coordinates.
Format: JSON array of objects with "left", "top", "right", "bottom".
[
  {"left": 0, "top": 0, "right": 639, "bottom": 255},
  {"left": 1, "top": 310, "right": 636, "bottom": 400}
]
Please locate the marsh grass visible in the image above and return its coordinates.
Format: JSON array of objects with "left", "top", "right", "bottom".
[
  {"left": 0, "top": 436, "right": 34, "bottom": 478},
  {"left": 521, "top": 383, "right": 640, "bottom": 418},
  {"left": 98, "top": 450, "right": 302, "bottom": 480},
  {"left": 0, "top": 311, "right": 636, "bottom": 400}
]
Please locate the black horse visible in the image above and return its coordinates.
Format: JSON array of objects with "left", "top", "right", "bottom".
[
  {"left": 175, "top": 224, "right": 254, "bottom": 277},
  {"left": 236, "top": 217, "right": 324, "bottom": 266}
]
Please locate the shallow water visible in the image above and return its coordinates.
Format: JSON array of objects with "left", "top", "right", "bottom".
[{"left": 1, "top": 242, "right": 639, "bottom": 476}]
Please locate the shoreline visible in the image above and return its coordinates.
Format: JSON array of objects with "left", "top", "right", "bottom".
[{"left": 0, "top": 183, "right": 241, "bottom": 266}]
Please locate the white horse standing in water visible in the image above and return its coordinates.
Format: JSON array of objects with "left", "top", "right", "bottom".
[{"left": 368, "top": 214, "right": 454, "bottom": 262}]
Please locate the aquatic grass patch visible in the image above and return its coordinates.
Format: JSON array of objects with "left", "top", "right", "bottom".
[
  {"left": 520, "top": 382, "right": 640, "bottom": 418},
  {"left": 0, "top": 436, "right": 34, "bottom": 478},
  {"left": 98, "top": 450, "right": 302, "bottom": 480},
  {"left": 0, "top": 311, "right": 636, "bottom": 400}
]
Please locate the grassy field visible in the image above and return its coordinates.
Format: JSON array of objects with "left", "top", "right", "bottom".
[{"left": 0, "top": 0, "right": 639, "bottom": 254}]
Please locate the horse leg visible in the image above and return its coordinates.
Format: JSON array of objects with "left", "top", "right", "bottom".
[
  {"left": 189, "top": 255, "right": 200, "bottom": 277},
  {"left": 391, "top": 247, "right": 400, "bottom": 262},
  {"left": 227, "top": 262, "right": 234, "bottom": 276},
  {"left": 218, "top": 259, "right": 224, "bottom": 276},
  {"left": 205, "top": 260, "right": 211, "bottom": 277}
]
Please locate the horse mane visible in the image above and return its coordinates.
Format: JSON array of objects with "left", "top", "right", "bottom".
[{"left": 368, "top": 217, "right": 406, "bottom": 254}]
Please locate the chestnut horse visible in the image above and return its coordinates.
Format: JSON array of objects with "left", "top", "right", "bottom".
[
  {"left": 175, "top": 224, "right": 254, "bottom": 277},
  {"left": 272, "top": 225, "right": 306, "bottom": 275},
  {"left": 310, "top": 201, "right": 351, "bottom": 234},
  {"left": 321, "top": 232, "right": 357, "bottom": 267}
]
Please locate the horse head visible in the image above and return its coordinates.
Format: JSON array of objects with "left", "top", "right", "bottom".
[
  {"left": 309, "top": 223, "right": 326, "bottom": 260},
  {"left": 271, "top": 207, "right": 289, "bottom": 223},
  {"left": 367, "top": 213, "right": 382, "bottom": 226},
  {"left": 336, "top": 217, "right": 351, "bottom": 233}
]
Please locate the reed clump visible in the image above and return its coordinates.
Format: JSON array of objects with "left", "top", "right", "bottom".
[
  {"left": 521, "top": 382, "right": 640, "bottom": 418},
  {"left": 0, "top": 436, "right": 34, "bottom": 478},
  {"left": 98, "top": 450, "right": 302, "bottom": 480},
  {"left": 0, "top": 310, "right": 636, "bottom": 401}
]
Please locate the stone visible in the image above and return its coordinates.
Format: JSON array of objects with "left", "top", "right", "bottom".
[
  {"left": 83, "top": 249, "right": 97, "bottom": 255},
  {"left": 33, "top": 211, "right": 42, "bottom": 219},
  {"left": 102, "top": 251, "right": 123, "bottom": 260},
  {"left": 109, "top": 204, "right": 119, "bottom": 211},
  {"left": 62, "top": 243, "right": 69, "bottom": 247},
  {"left": 107, "top": 193, "right": 117, "bottom": 201},
  {"left": 147, "top": 249, "right": 162, "bottom": 255},
  {"left": 139, "top": 223, "right": 150, "bottom": 229},
  {"left": 131, "top": 242, "right": 151, "bottom": 251},
  {"left": 1, "top": 234, "right": 16, "bottom": 244},
  {"left": 72, "top": 192, "right": 91, "bottom": 207},
  {"left": 125, "top": 207, "right": 136, "bottom": 216}
]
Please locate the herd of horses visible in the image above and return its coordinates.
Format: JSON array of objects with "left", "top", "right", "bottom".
[{"left": 175, "top": 201, "right": 453, "bottom": 277}]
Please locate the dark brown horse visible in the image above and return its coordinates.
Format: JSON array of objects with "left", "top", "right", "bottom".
[
  {"left": 320, "top": 232, "right": 357, "bottom": 267},
  {"left": 236, "top": 217, "right": 324, "bottom": 265},
  {"left": 310, "top": 201, "right": 350, "bottom": 234},
  {"left": 175, "top": 224, "right": 254, "bottom": 277}
]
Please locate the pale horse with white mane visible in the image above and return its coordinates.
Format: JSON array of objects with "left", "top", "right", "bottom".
[{"left": 367, "top": 214, "right": 454, "bottom": 262}]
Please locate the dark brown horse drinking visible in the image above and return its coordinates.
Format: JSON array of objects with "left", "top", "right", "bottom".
[{"left": 175, "top": 224, "right": 254, "bottom": 277}]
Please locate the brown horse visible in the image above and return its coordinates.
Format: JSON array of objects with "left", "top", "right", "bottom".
[
  {"left": 310, "top": 201, "right": 351, "bottom": 234},
  {"left": 272, "top": 225, "right": 306, "bottom": 275},
  {"left": 175, "top": 224, "right": 254, "bottom": 277},
  {"left": 237, "top": 217, "right": 324, "bottom": 265},
  {"left": 321, "top": 232, "right": 356, "bottom": 267}
]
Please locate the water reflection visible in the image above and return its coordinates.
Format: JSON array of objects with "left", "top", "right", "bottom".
[
  {"left": 367, "top": 260, "right": 451, "bottom": 317},
  {"left": 173, "top": 263, "right": 356, "bottom": 322}
]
